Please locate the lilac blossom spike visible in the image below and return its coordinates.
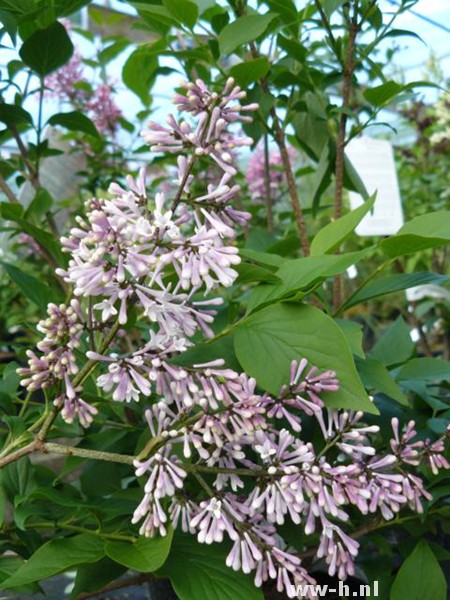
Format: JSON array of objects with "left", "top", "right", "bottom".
[{"left": 17, "top": 75, "right": 450, "bottom": 600}]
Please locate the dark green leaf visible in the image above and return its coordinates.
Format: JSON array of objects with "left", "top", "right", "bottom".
[
  {"left": 105, "top": 530, "right": 173, "bottom": 573},
  {"left": 0, "top": 202, "right": 23, "bottom": 220},
  {"left": 239, "top": 248, "right": 287, "bottom": 268},
  {"left": 24, "top": 187, "right": 53, "bottom": 220},
  {"left": 1, "top": 534, "right": 104, "bottom": 588},
  {"left": 122, "top": 48, "right": 157, "bottom": 106},
  {"left": 163, "top": 0, "right": 198, "bottom": 28},
  {"left": 380, "top": 212, "right": 450, "bottom": 257},
  {"left": 219, "top": 14, "right": 276, "bottom": 55},
  {"left": 229, "top": 57, "right": 270, "bottom": 87},
  {"left": 310, "top": 141, "right": 334, "bottom": 213},
  {"left": 396, "top": 358, "right": 450, "bottom": 383},
  {"left": 98, "top": 38, "right": 130, "bottom": 64},
  {"left": 246, "top": 249, "right": 370, "bottom": 314},
  {"left": 8, "top": 217, "right": 66, "bottom": 267},
  {"left": 390, "top": 541, "right": 446, "bottom": 600},
  {"left": 342, "top": 273, "right": 450, "bottom": 311},
  {"left": 0, "top": 262, "right": 52, "bottom": 310},
  {"left": 364, "top": 81, "right": 403, "bottom": 107},
  {"left": 0, "top": 457, "right": 36, "bottom": 503},
  {"left": 0, "top": 8, "right": 17, "bottom": 44},
  {"left": 0, "top": 103, "right": 32, "bottom": 127},
  {"left": 235, "top": 262, "right": 281, "bottom": 284},
  {"left": 383, "top": 28, "right": 425, "bottom": 44},
  {"left": 335, "top": 319, "right": 364, "bottom": 358},
  {"left": 356, "top": 357, "right": 408, "bottom": 406},
  {"left": 48, "top": 111, "right": 100, "bottom": 138},
  {"left": 19, "top": 21, "right": 74, "bottom": 76},
  {"left": 71, "top": 557, "right": 127, "bottom": 599},
  {"left": 171, "top": 333, "right": 241, "bottom": 372},
  {"left": 157, "top": 533, "right": 264, "bottom": 600},
  {"left": 427, "top": 418, "right": 450, "bottom": 436},
  {"left": 310, "top": 195, "right": 375, "bottom": 255},
  {"left": 369, "top": 317, "right": 414, "bottom": 367},
  {"left": 234, "top": 304, "right": 376, "bottom": 413}
]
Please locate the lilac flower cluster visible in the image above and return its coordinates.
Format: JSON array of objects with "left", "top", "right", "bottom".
[
  {"left": 245, "top": 141, "right": 296, "bottom": 204},
  {"left": 45, "top": 19, "right": 122, "bottom": 134},
  {"left": 18, "top": 78, "right": 449, "bottom": 598}
]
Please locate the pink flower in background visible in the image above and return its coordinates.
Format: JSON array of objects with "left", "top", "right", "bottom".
[
  {"left": 87, "top": 83, "right": 122, "bottom": 134},
  {"left": 45, "top": 49, "right": 89, "bottom": 104},
  {"left": 246, "top": 142, "right": 296, "bottom": 204},
  {"left": 44, "top": 19, "right": 122, "bottom": 136}
]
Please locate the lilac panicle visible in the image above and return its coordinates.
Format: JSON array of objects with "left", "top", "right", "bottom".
[{"left": 17, "top": 75, "right": 450, "bottom": 599}]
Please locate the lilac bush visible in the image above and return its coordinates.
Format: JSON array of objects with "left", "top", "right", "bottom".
[{"left": 15, "top": 78, "right": 449, "bottom": 598}]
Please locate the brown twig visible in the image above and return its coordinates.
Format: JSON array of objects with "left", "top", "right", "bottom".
[
  {"left": 77, "top": 573, "right": 156, "bottom": 600},
  {"left": 0, "top": 440, "right": 39, "bottom": 469},
  {"left": 263, "top": 134, "right": 274, "bottom": 234},
  {"left": 0, "top": 173, "right": 20, "bottom": 204},
  {"left": 249, "top": 44, "right": 310, "bottom": 256},
  {"left": 317, "top": 0, "right": 359, "bottom": 309}
]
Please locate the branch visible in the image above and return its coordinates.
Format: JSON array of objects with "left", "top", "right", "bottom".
[
  {"left": 42, "top": 442, "right": 134, "bottom": 465},
  {"left": 77, "top": 573, "right": 156, "bottom": 600},
  {"left": 330, "top": 0, "right": 359, "bottom": 310},
  {"left": 0, "top": 440, "right": 38, "bottom": 469},
  {"left": 232, "top": 0, "right": 310, "bottom": 256},
  {"left": 0, "top": 173, "right": 20, "bottom": 204},
  {"left": 263, "top": 134, "right": 274, "bottom": 234}
]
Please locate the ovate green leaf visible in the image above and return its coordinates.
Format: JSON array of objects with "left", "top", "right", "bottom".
[
  {"left": 235, "top": 304, "right": 376, "bottom": 413},
  {"left": 219, "top": 13, "right": 276, "bottom": 55}
]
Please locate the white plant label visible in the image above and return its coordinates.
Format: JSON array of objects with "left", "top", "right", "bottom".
[{"left": 346, "top": 137, "right": 404, "bottom": 236}]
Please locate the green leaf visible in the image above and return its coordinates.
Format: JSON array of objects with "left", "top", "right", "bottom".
[
  {"left": 105, "top": 530, "right": 173, "bottom": 573},
  {"left": 229, "top": 57, "right": 270, "bottom": 87},
  {"left": 20, "top": 220, "right": 66, "bottom": 266},
  {"left": 239, "top": 248, "right": 287, "bottom": 268},
  {"left": 1, "top": 534, "right": 104, "bottom": 588},
  {"left": 235, "top": 262, "right": 281, "bottom": 284},
  {"left": 24, "top": 187, "right": 53, "bottom": 220},
  {"left": 219, "top": 13, "right": 276, "bottom": 55},
  {"left": 0, "top": 262, "right": 52, "bottom": 310},
  {"left": 322, "top": 0, "right": 347, "bottom": 18},
  {"left": 355, "top": 357, "right": 408, "bottom": 406},
  {"left": 335, "top": 319, "right": 364, "bottom": 358},
  {"left": 0, "top": 103, "right": 32, "bottom": 127},
  {"left": 19, "top": 21, "right": 74, "bottom": 76},
  {"left": 370, "top": 317, "right": 414, "bottom": 367},
  {"left": 427, "top": 418, "right": 450, "bottom": 436},
  {"left": 364, "top": 81, "right": 403, "bottom": 107},
  {"left": 171, "top": 333, "right": 241, "bottom": 372},
  {"left": 0, "top": 457, "right": 36, "bottom": 504},
  {"left": 390, "top": 541, "right": 446, "bottom": 600},
  {"left": 0, "top": 557, "right": 41, "bottom": 594},
  {"left": 344, "top": 153, "right": 369, "bottom": 198},
  {"left": 234, "top": 304, "right": 376, "bottom": 413},
  {"left": 0, "top": 8, "right": 17, "bottom": 44},
  {"left": 0, "top": 202, "right": 23, "bottom": 220},
  {"left": 122, "top": 47, "right": 157, "bottom": 106},
  {"left": 48, "top": 111, "right": 100, "bottom": 138},
  {"left": 396, "top": 358, "right": 450, "bottom": 383},
  {"left": 310, "top": 195, "right": 375, "bottom": 255},
  {"left": 341, "top": 272, "right": 450, "bottom": 311},
  {"left": 98, "top": 38, "right": 130, "bottom": 64},
  {"left": 380, "top": 211, "right": 450, "bottom": 258},
  {"left": 157, "top": 533, "right": 264, "bottom": 600},
  {"left": 163, "top": 0, "right": 198, "bottom": 28},
  {"left": 383, "top": 28, "right": 425, "bottom": 44},
  {"left": 71, "top": 557, "right": 127, "bottom": 599},
  {"left": 246, "top": 249, "right": 370, "bottom": 314}
]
